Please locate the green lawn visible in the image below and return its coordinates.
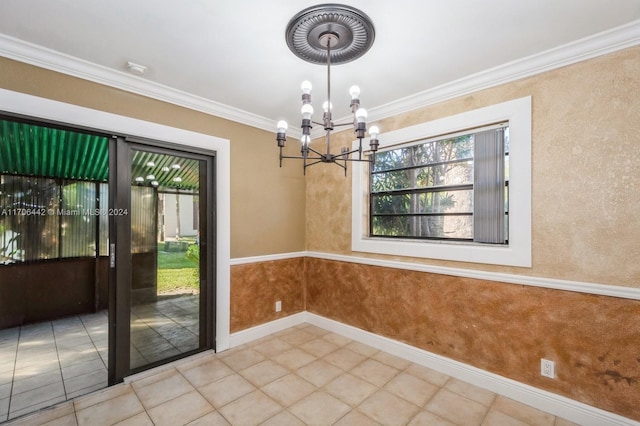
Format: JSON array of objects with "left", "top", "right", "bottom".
[
  {"left": 157, "top": 249, "right": 195, "bottom": 269},
  {"left": 157, "top": 268, "right": 198, "bottom": 293},
  {"left": 157, "top": 245, "right": 199, "bottom": 294}
]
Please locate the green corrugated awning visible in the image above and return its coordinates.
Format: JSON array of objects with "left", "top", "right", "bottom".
[
  {"left": 131, "top": 150, "right": 200, "bottom": 191},
  {"left": 0, "top": 119, "right": 109, "bottom": 182},
  {"left": 0, "top": 119, "right": 200, "bottom": 191}
]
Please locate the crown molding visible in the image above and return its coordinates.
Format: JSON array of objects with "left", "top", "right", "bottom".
[
  {"left": 368, "top": 19, "right": 640, "bottom": 123},
  {"left": 0, "top": 34, "right": 274, "bottom": 132},
  {"left": 1, "top": 19, "right": 639, "bottom": 133}
]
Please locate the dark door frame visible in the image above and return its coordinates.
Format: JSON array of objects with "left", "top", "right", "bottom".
[{"left": 108, "top": 137, "right": 216, "bottom": 384}]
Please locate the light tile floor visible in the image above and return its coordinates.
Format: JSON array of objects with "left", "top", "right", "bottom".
[
  {"left": 3, "top": 323, "right": 581, "bottom": 426},
  {"left": 0, "top": 311, "right": 109, "bottom": 422},
  {"left": 0, "top": 295, "right": 201, "bottom": 422}
]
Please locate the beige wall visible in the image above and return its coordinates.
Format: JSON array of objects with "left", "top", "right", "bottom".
[
  {"left": 306, "top": 46, "right": 640, "bottom": 288},
  {"left": 0, "top": 57, "right": 306, "bottom": 258}
]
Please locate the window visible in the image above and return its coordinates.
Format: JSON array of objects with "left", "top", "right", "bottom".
[
  {"left": 351, "top": 96, "right": 531, "bottom": 267},
  {"left": 0, "top": 117, "right": 110, "bottom": 264},
  {"left": 0, "top": 176, "right": 108, "bottom": 263},
  {"left": 370, "top": 124, "right": 508, "bottom": 244}
]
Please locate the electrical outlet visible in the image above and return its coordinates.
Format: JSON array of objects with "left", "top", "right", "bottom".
[
  {"left": 541, "top": 359, "right": 555, "bottom": 378},
  {"left": 275, "top": 301, "right": 282, "bottom": 312}
]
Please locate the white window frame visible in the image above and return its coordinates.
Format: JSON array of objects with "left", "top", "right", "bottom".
[{"left": 352, "top": 96, "right": 531, "bottom": 267}]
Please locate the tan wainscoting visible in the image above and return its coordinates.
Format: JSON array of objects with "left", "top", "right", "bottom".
[
  {"left": 304, "top": 257, "right": 640, "bottom": 422},
  {"left": 230, "top": 255, "right": 640, "bottom": 421},
  {"left": 230, "top": 257, "right": 306, "bottom": 332}
]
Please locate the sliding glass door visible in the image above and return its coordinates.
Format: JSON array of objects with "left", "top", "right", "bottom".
[{"left": 110, "top": 139, "right": 215, "bottom": 383}]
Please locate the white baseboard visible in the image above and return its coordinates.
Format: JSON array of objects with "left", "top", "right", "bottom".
[
  {"left": 229, "top": 252, "right": 306, "bottom": 266},
  {"left": 305, "top": 313, "right": 639, "bottom": 426},
  {"left": 226, "top": 311, "right": 639, "bottom": 426},
  {"left": 228, "top": 312, "right": 307, "bottom": 347}
]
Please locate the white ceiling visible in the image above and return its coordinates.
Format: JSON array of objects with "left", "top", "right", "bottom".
[{"left": 1, "top": 1, "right": 639, "bottom": 136}]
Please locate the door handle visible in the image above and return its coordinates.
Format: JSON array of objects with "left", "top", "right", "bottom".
[{"left": 110, "top": 243, "right": 116, "bottom": 268}]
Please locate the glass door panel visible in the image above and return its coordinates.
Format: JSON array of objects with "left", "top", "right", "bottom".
[{"left": 128, "top": 149, "right": 204, "bottom": 370}]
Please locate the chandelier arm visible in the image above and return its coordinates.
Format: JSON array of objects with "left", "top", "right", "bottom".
[
  {"left": 279, "top": 154, "right": 372, "bottom": 163},
  {"left": 341, "top": 146, "right": 364, "bottom": 156},
  {"left": 280, "top": 152, "right": 326, "bottom": 161},
  {"left": 342, "top": 157, "right": 373, "bottom": 163},
  {"left": 280, "top": 155, "right": 315, "bottom": 160},
  {"left": 306, "top": 146, "right": 325, "bottom": 157},
  {"left": 303, "top": 159, "right": 325, "bottom": 168}
]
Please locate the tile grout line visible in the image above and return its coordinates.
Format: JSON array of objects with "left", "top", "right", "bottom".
[
  {"left": 279, "top": 331, "right": 365, "bottom": 424},
  {"left": 174, "top": 365, "right": 222, "bottom": 423},
  {"left": 68, "top": 314, "right": 108, "bottom": 400},
  {"left": 186, "top": 341, "right": 297, "bottom": 424},
  {"left": 293, "top": 329, "right": 458, "bottom": 426},
  {"left": 79, "top": 314, "right": 108, "bottom": 372},
  {"left": 404, "top": 374, "right": 453, "bottom": 425},
  {"left": 179, "top": 357, "right": 282, "bottom": 426},
  {"left": 126, "top": 375, "right": 157, "bottom": 424},
  {"left": 478, "top": 389, "right": 498, "bottom": 426},
  {"left": 51, "top": 320, "right": 69, "bottom": 401},
  {"left": 73, "top": 403, "right": 80, "bottom": 425},
  {"left": 286, "top": 329, "right": 474, "bottom": 425},
  {"left": 345, "top": 349, "right": 401, "bottom": 424},
  {"left": 9, "top": 322, "right": 65, "bottom": 421},
  {"left": 4, "top": 325, "right": 21, "bottom": 421},
  {"left": 348, "top": 348, "right": 425, "bottom": 425},
  {"left": 338, "top": 332, "right": 431, "bottom": 424},
  {"left": 237, "top": 330, "right": 412, "bottom": 425}
]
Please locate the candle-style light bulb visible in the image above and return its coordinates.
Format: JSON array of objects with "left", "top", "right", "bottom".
[
  {"left": 301, "top": 80, "right": 313, "bottom": 95},
  {"left": 301, "top": 104, "right": 314, "bottom": 119},
  {"left": 349, "top": 85, "right": 361, "bottom": 100},
  {"left": 355, "top": 108, "right": 368, "bottom": 123},
  {"left": 277, "top": 120, "right": 288, "bottom": 133}
]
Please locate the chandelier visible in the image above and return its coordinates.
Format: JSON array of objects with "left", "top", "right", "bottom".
[{"left": 276, "top": 4, "right": 380, "bottom": 175}]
